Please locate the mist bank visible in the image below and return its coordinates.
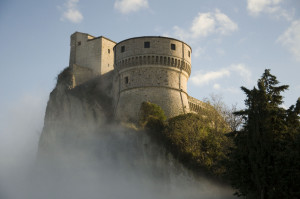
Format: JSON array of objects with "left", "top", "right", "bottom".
[{"left": 1, "top": 69, "right": 236, "bottom": 199}]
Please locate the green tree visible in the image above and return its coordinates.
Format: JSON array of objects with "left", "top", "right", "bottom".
[
  {"left": 139, "top": 101, "right": 232, "bottom": 178},
  {"left": 227, "top": 69, "right": 300, "bottom": 198},
  {"left": 139, "top": 101, "right": 166, "bottom": 124}
]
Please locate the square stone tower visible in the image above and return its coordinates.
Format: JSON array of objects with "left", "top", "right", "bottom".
[{"left": 69, "top": 32, "right": 116, "bottom": 85}]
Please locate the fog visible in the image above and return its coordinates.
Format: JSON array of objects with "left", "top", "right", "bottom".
[{"left": 0, "top": 93, "right": 236, "bottom": 199}]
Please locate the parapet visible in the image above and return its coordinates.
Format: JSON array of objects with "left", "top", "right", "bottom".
[
  {"left": 114, "top": 36, "right": 192, "bottom": 76},
  {"left": 188, "top": 96, "right": 210, "bottom": 113}
]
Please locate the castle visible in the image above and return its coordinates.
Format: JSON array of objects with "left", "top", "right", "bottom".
[{"left": 68, "top": 32, "right": 207, "bottom": 121}]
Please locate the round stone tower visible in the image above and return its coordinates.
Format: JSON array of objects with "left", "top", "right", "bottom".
[{"left": 113, "top": 36, "right": 192, "bottom": 122}]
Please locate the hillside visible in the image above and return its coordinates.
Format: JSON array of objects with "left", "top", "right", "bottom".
[{"left": 35, "top": 68, "right": 236, "bottom": 199}]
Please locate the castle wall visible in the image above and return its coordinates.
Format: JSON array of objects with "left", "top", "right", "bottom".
[
  {"left": 100, "top": 38, "right": 115, "bottom": 75},
  {"left": 115, "top": 37, "right": 192, "bottom": 63},
  {"left": 113, "top": 37, "right": 192, "bottom": 121},
  {"left": 116, "top": 87, "right": 189, "bottom": 121},
  {"left": 67, "top": 32, "right": 209, "bottom": 121},
  {"left": 188, "top": 96, "right": 209, "bottom": 114},
  {"left": 71, "top": 64, "right": 94, "bottom": 87},
  {"left": 69, "top": 32, "right": 115, "bottom": 77}
]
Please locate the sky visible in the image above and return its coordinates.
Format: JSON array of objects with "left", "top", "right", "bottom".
[
  {"left": 0, "top": 0, "right": 299, "bottom": 192},
  {"left": 0, "top": 0, "right": 300, "bottom": 123},
  {"left": 0, "top": 0, "right": 300, "bottom": 109}
]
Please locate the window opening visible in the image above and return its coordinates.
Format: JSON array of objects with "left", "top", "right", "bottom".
[
  {"left": 108, "top": 49, "right": 110, "bottom": 54},
  {"left": 125, "top": 76, "right": 129, "bottom": 84},
  {"left": 121, "top": 46, "right": 125, "bottom": 53},
  {"left": 77, "top": 41, "right": 81, "bottom": 46},
  {"left": 188, "top": 50, "right": 191, "bottom": 57},
  {"left": 171, "top": 44, "right": 176, "bottom": 50},
  {"left": 144, "top": 41, "right": 150, "bottom": 48}
]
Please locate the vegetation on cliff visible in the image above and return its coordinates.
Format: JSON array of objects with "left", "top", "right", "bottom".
[
  {"left": 140, "top": 70, "right": 300, "bottom": 199},
  {"left": 139, "top": 101, "right": 233, "bottom": 179}
]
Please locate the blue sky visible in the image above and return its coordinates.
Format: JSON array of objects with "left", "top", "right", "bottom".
[
  {"left": 0, "top": 0, "right": 299, "bottom": 178},
  {"left": 0, "top": 0, "right": 300, "bottom": 114}
]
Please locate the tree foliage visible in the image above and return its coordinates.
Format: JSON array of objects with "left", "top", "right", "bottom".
[
  {"left": 139, "top": 101, "right": 166, "bottom": 126},
  {"left": 227, "top": 69, "right": 300, "bottom": 199},
  {"left": 139, "top": 101, "right": 233, "bottom": 178}
]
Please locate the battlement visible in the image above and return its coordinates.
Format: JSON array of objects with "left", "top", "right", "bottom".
[
  {"left": 115, "top": 55, "right": 191, "bottom": 76},
  {"left": 68, "top": 32, "right": 206, "bottom": 121},
  {"left": 188, "top": 96, "right": 210, "bottom": 113}
]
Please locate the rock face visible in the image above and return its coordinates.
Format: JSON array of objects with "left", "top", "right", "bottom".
[
  {"left": 38, "top": 67, "right": 113, "bottom": 161},
  {"left": 36, "top": 66, "right": 236, "bottom": 199},
  {"left": 36, "top": 68, "right": 194, "bottom": 198}
]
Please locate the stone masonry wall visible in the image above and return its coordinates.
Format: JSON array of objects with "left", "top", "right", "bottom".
[
  {"left": 114, "top": 37, "right": 192, "bottom": 121},
  {"left": 71, "top": 64, "right": 94, "bottom": 87},
  {"left": 100, "top": 38, "right": 115, "bottom": 75},
  {"left": 115, "top": 87, "right": 189, "bottom": 121},
  {"left": 68, "top": 33, "right": 209, "bottom": 121},
  {"left": 69, "top": 32, "right": 115, "bottom": 76},
  {"left": 188, "top": 96, "right": 210, "bottom": 113}
]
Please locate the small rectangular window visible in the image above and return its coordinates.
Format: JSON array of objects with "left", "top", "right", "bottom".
[
  {"left": 121, "top": 46, "right": 125, "bottom": 53},
  {"left": 171, "top": 44, "right": 176, "bottom": 50},
  {"left": 125, "top": 76, "right": 129, "bottom": 84},
  {"left": 188, "top": 50, "right": 191, "bottom": 57},
  {"left": 77, "top": 41, "right": 81, "bottom": 46},
  {"left": 108, "top": 49, "right": 110, "bottom": 54},
  {"left": 144, "top": 41, "right": 150, "bottom": 48}
]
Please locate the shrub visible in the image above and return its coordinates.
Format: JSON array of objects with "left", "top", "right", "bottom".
[{"left": 139, "top": 101, "right": 166, "bottom": 126}]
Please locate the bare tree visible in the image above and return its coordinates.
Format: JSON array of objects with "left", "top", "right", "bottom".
[{"left": 203, "top": 94, "right": 243, "bottom": 131}]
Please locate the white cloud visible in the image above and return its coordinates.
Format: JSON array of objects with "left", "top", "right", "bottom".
[
  {"left": 247, "top": 0, "right": 281, "bottom": 15},
  {"left": 213, "top": 83, "right": 221, "bottom": 90},
  {"left": 190, "top": 12, "right": 216, "bottom": 37},
  {"left": 60, "top": 0, "right": 83, "bottom": 23},
  {"left": 214, "top": 9, "right": 239, "bottom": 35},
  {"left": 190, "top": 68, "right": 230, "bottom": 86},
  {"left": 247, "top": 0, "right": 293, "bottom": 21},
  {"left": 277, "top": 20, "right": 300, "bottom": 62},
  {"left": 190, "top": 63, "right": 252, "bottom": 87},
  {"left": 114, "top": 0, "right": 149, "bottom": 14},
  {"left": 173, "top": 9, "right": 238, "bottom": 40}
]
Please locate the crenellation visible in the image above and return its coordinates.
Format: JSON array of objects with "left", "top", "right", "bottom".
[{"left": 68, "top": 32, "right": 203, "bottom": 122}]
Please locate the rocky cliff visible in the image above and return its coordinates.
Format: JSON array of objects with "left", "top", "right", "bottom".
[{"left": 36, "top": 67, "right": 235, "bottom": 199}]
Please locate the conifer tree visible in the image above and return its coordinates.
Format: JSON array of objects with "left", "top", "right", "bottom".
[{"left": 228, "top": 69, "right": 300, "bottom": 198}]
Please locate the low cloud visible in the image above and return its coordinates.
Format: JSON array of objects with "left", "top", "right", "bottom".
[
  {"left": 0, "top": 92, "right": 47, "bottom": 177},
  {"left": 277, "top": 20, "right": 300, "bottom": 62},
  {"left": 0, "top": 92, "right": 236, "bottom": 199},
  {"left": 114, "top": 0, "right": 149, "bottom": 14},
  {"left": 172, "top": 9, "right": 238, "bottom": 40},
  {"left": 59, "top": 0, "right": 83, "bottom": 23},
  {"left": 247, "top": 0, "right": 293, "bottom": 21},
  {"left": 190, "top": 63, "right": 252, "bottom": 87}
]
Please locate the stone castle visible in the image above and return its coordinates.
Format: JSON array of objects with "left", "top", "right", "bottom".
[{"left": 68, "top": 32, "right": 206, "bottom": 121}]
